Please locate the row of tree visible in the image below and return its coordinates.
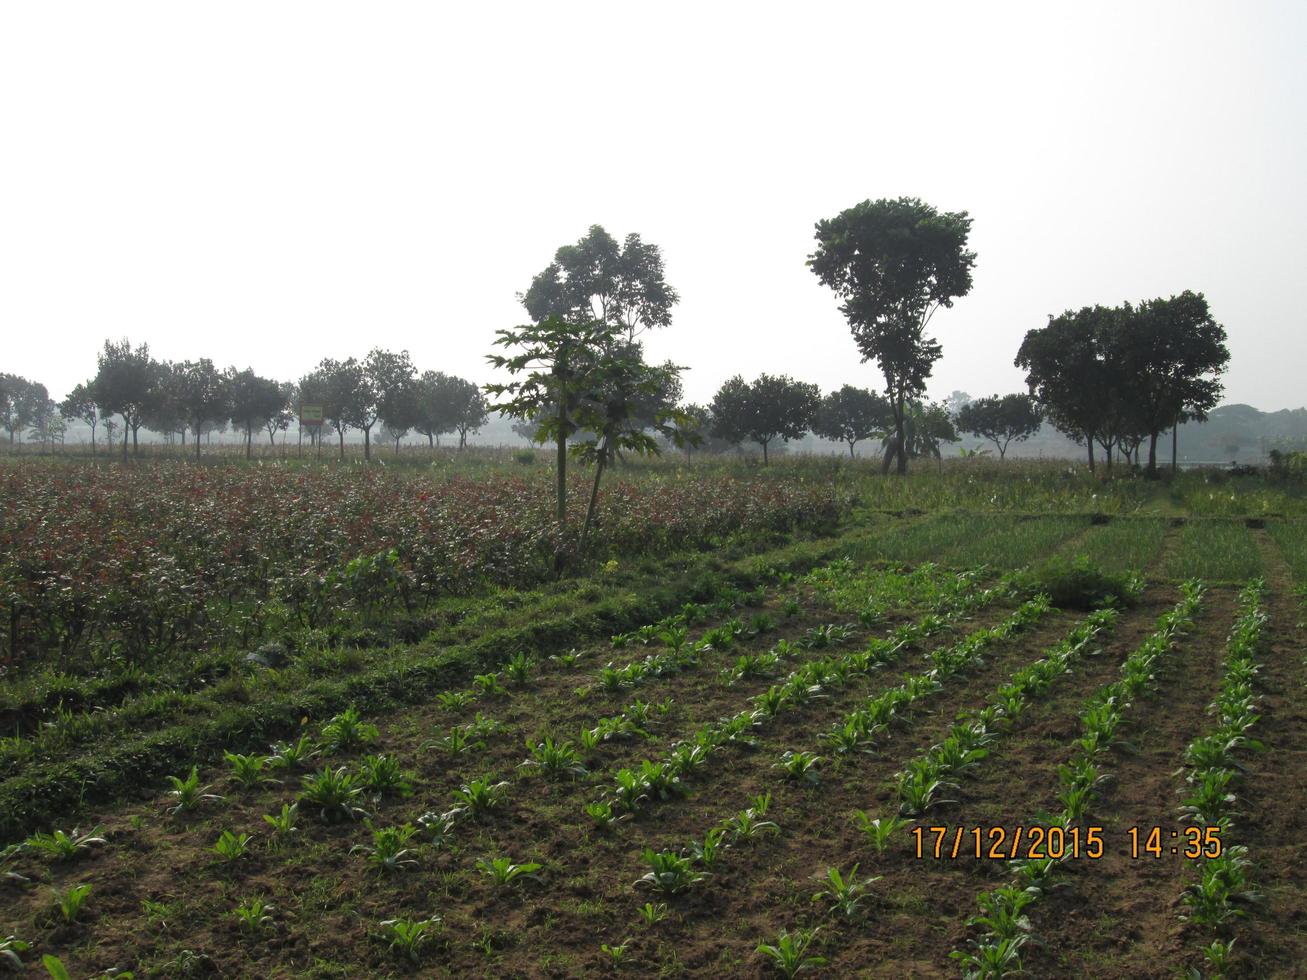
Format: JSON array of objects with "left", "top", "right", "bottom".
[{"left": 4, "top": 343, "right": 490, "bottom": 459}]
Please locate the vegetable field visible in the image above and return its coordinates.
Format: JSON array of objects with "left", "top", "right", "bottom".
[{"left": 3, "top": 458, "right": 1307, "bottom": 977}]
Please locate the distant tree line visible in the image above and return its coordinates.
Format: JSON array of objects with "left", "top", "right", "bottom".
[{"left": 5, "top": 342, "right": 489, "bottom": 460}]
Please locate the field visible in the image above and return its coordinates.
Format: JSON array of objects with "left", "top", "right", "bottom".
[{"left": 2, "top": 455, "right": 1307, "bottom": 978}]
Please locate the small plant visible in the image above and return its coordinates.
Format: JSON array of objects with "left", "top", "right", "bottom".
[
  {"left": 853, "top": 811, "right": 908, "bottom": 854},
  {"left": 320, "top": 707, "right": 378, "bottom": 752},
  {"left": 450, "top": 777, "right": 509, "bottom": 818},
  {"left": 969, "top": 885, "right": 1038, "bottom": 941},
  {"left": 41, "top": 955, "right": 73, "bottom": 980},
  {"left": 756, "top": 928, "right": 825, "bottom": 977},
  {"left": 224, "top": 751, "right": 280, "bottom": 789},
  {"left": 725, "top": 807, "right": 780, "bottom": 842},
  {"left": 379, "top": 915, "right": 441, "bottom": 962},
  {"left": 522, "top": 737, "right": 588, "bottom": 779},
  {"left": 52, "top": 883, "right": 93, "bottom": 923},
  {"left": 431, "top": 726, "right": 477, "bottom": 755},
  {"left": 813, "top": 864, "right": 880, "bottom": 918},
  {"left": 359, "top": 754, "right": 414, "bottom": 797},
  {"left": 1, "top": 935, "right": 31, "bottom": 971},
  {"left": 684, "top": 826, "right": 730, "bottom": 868},
  {"left": 352, "top": 822, "right": 420, "bottom": 873},
  {"left": 636, "top": 848, "right": 707, "bottom": 894},
  {"left": 473, "top": 672, "right": 508, "bottom": 696},
  {"left": 585, "top": 801, "right": 629, "bottom": 831},
  {"left": 503, "top": 652, "right": 536, "bottom": 685},
  {"left": 299, "top": 765, "right": 367, "bottom": 822},
  {"left": 600, "top": 941, "right": 630, "bottom": 967},
  {"left": 417, "top": 809, "right": 459, "bottom": 846},
  {"left": 637, "top": 902, "right": 668, "bottom": 926},
  {"left": 233, "top": 897, "right": 276, "bottom": 934},
  {"left": 776, "top": 750, "right": 822, "bottom": 785},
  {"left": 476, "top": 856, "right": 543, "bottom": 887},
  {"left": 24, "top": 826, "right": 107, "bottom": 862},
  {"left": 212, "top": 830, "right": 253, "bottom": 861},
  {"left": 262, "top": 803, "right": 300, "bottom": 841},
  {"left": 268, "top": 735, "right": 317, "bottom": 769},
  {"left": 165, "top": 766, "right": 224, "bottom": 815},
  {"left": 436, "top": 690, "right": 473, "bottom": 710},
  {"left": 951, "top": 936, "right": 1028, "bottom": 979}
]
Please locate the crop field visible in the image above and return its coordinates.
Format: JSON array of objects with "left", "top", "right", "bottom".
[{"left": 2, "top": 458, "right": 1307, "bottom": 977}]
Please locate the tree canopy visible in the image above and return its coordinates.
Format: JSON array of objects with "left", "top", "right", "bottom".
[
  {"left": 710, "top": 373, "right": 820, "bottom": 464},
  {"left": 811, "top": 385, "right": 892, "bottom": 458},
  {"left": 955, "top": 393, "right": 1044, "bottom": 459},
  {"left": 809, "top": 196, "right": 975, "bottom": 473}
]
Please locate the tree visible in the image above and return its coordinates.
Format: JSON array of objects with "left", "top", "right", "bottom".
[
  {"left": 173, "top": 359, "right": 230, "bottom": 458},
  {"left": 301, "top": 358, "right": 368, "bottom": 459},
  {"left": 93, "top": 339, "right": 159, "bottom": 459},
  {"left": 361, "top": 349, "right": 416, "bottom": 460},
  {"left": 522, "top": 225, "right": 678, "bottom": 344},
  {"left": 141, "top": 361, "right": 189, "bottom": 445},
  {"left": 0, "top": 374, "right": 48, "bottom": 448},
  {"left": 444, "top": 377, "right": 488, "bottom": 449},
  {"left": 60, "top": 382, "right": 101, "bottom": 454},
  {"left": 1113, "top": 291, "right": 1228, "bottom": 477},
  {"left": 487, "top": 316, "right": 617, "bottom": 528},
  {"left": 28, "top": 398, "right": 64, "bottom": 450},
  {"left": 671, "top": 403, "right": 712, "bottom": 462},
  {"left": 809, "top": 197, "right": 976, "bottom": 474},
  {"left": 812, "top": 385, "right": 892, "bottom": 458},
  {"left": 411, "top": 371, "right": 457, "bottom": 447},
  {"left": 710, "top": 373, "right": 820, "bottom": 465},
  {"left": 1015, "top": 306, "right": 1118, "bottom": 472},
  {"left": 264, "top": 382, "right": 296, "bottom": 446},
  {"left": 954, "top": 393, "right": 1043, "bottom": 460},
  {"left": 903, "top": 401, "right": 958, "bottom": 460},
  {"left": 228, "top": 368, "right": 287, "bottom": 459}
]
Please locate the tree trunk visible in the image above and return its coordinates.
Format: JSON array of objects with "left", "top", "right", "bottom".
[
  {"left": 556, "top": 417, "right": 567, "bottom": 527},
  {"left": 761, "top": 439, "right": 769, "bottom": 465},
  {"left": 427, "top": 432, "right": 434, "bottom": 448},
  {"left": 122, "top": 423, "right": 129, "bottom": 461},
  {"left": 459, "top": 428, "right": 467, "bottom": 449},
  {"left": 1086, "top": 434, "right": 1095, "bottom": 473},
  {"left": 338, "top": 428, "right": 345, "bottom": 460},
  {"left": 363, "top": 426, "right": 371, "bottom": 460},
  {"left": 1147, "top": 430, "right": 1159, "bottom": 478},
  {"left": 394, "top": 434, "right": 401, "bottom": 454},
  {"left": 1171, "top": 423, "right": 1178, "bottom": 474},
  {"left": 579, "top": 442, "right": 608, "bottom": 553},
  {"left": 894, "top": 395, "right": 907, "bottom": 475},
  {"left": 848, "top": 441, "right": 856, "bottom": 459},
  {"left": 246, "top": 426, "right": 253, "bottom": 460}
]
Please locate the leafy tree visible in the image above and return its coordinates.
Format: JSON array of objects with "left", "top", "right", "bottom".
[
  {"left": 522, "top": 225, "right": 678, "bottom": 343},
  {"left": 411, "top": 371, "right": 455, "bottom": 447},
  {"left": 0, "top": 374, "right": 49, "bottom": 448},
  {"left": 809, "top": 197, "right": 976, "bottom": 473},
  {"left": 228, "top": 368, "right": 287, "bottom": 458},
  {"left": 671, "top": 403, "right": 712, "bottom": 462},
  {"left": 1015, "top": 305, "right": 1118, "bottom": 472},
  {"left": 92, "top": 338, "right": 159, "bottom": 458},
  {"left": 264, "top": 382, "right": 296, "bottom": 446},
  {"left": 447, "top": 377, "right": 490, "bottom": 449},
  {"left": 710, "top": 373, "right": 820, "bottom": 465},
  {"left": 902, "top": 401, "right": 958, "bottom": 460},
  {"left": 361, "top": 349, "right": 416, "bottom": 460},
  {"left": 486, "top": 316, "right": 616, "bottom": 527},
  {"left": 1113, "top": 291, "right": 1228, "bottom": 476},
  {"left": 301, "top": 358, "right": 368, "bottom": 459},
  {"left": 60, "top": 382, "right": 101, "bottom": 454},
  {"left": 27, "top": 397, "right": 64, "bottom": 450},
  {"left": 380, "top": 420, "right": 410, "bottom": 454},
  {"left": 173, "top": 359, "right": 230, "bottom": 458},
  {"left": 954, "top": 393, "right": 1043, "bottom": 460},
  {"left": 812, "top": 385, "right": 892, "bottom": 458}
]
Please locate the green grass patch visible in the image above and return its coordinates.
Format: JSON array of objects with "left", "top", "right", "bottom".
[{"left": 1160, "top": 519, "right": 1262, "bottom": 583}]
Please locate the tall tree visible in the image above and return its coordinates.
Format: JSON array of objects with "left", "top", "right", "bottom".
[
  {"left": 487, "top": 316, "right": 616, "bottom": 528},
  {"left": 0, "top": 374, "right": 48, "bottom": 447},
  {"left": 60, "top": 382, "right": 101, "bottom": 454},
  {"left": 228, "top": 368, "right": 287, "bottom": 459},
  {"left": 93, "top": 339, "right": 159, "bottom": 459},
  {"left": 812, "top": 385, "right": 892, "bottom": 458},
  {"left": 1114, "top": 291, "right": 1228, "bottom": 477},
  {"left": 809, "top": 197, "right": 976, "bottom": 474},
  {"left": 361, "top": 348, "right": 416, "bottom": 460},
  {"left": 954, "top": 393, "right": 1043, "bottom": 460},
  {"left": 710, "top": 373, "right": 820, "bottom": 465},
  {"left": 301, "top": 358, "right": 368, "bottom": 459},
  {"left": 521, "top": 225, "right": 678, "bottom": 343},
  {"left": 1015, "top": 306, "right": 1118, "bottom": 472},
  {"left": 173, "top": 359, "right": 230, "bottom": 458}
]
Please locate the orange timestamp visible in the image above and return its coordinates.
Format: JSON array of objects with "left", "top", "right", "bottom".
[{"left": 911, "top": 824, "right": 1223, "bottom": 861}]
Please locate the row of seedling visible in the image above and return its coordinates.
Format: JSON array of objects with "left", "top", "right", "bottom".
[
  {"left": 951, "top": 581, "right": 1204, "bottom": 979},
  {"left": 813, "top": 596, "right": 1056, "bottom": 773},
  {"left": 1177, "top": 580, "right": 1266, "bottom": 978},
  {"left": 894, "top": 607, "right": 1116, "bottom": 817},
  {"left": 589, "top": 579, "right": 1015, "bottom": 824}
]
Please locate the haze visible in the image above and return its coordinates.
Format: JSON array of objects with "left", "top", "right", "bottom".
[{"left": 2, "top": 1, "right": 1304, "bottom": 411}]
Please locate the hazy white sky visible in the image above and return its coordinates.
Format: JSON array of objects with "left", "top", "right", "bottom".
[{"left": 3, "top": 1, "right": 1304, "bottom": 410}]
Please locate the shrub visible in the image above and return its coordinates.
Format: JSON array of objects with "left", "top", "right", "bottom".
[{"left": 1021, "top": 556, "right": 1141, "bottom": 611}]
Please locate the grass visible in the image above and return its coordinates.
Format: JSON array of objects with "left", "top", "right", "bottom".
[
  {"left": 1055, "top": 516, "right": 1169, "bottom": 574},
  {"left": 1161, "top": 520, "right": 1263, "bottom": 583}
]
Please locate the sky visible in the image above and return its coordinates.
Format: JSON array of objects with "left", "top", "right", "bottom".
[{"left": 3, "top": 1, "right": 1305, "bottom": 411}]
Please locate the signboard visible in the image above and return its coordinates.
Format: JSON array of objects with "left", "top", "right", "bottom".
[{"left": 299, "top": 404, "right": 324, "bottom": 426}]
